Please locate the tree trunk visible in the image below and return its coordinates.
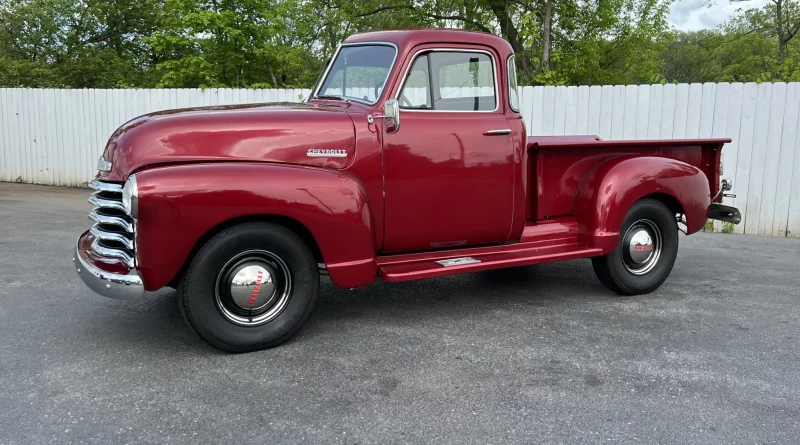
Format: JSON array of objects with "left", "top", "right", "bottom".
[
  {"left": 487, "top": 0, "right": 534, "bottom": 79},
  {"left": 775, "top": 0, "right": 787, "bottom": 64},
  {"left": 542, "top": 0, "right": 552, "bottom": 70},
  {"left": 266, "top": 58, "right": 278, "bottom": 88}
]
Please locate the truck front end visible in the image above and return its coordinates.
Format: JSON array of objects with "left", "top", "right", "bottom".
[{"left": 74, "top": 173, "right": 143, "bottom": 300}]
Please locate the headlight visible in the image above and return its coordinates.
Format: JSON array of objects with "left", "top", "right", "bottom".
[{"left": 122, "top": 175, "right": 139, "bottom": 217}]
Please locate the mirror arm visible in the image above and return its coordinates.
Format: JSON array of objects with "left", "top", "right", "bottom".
[{"left": 366, "top": 114, "right": 392, "bottom": 125}]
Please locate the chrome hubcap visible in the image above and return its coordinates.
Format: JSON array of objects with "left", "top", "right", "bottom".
[
  {"left": 622, "top": 219, "right": 662, "bottom": 275},
  {"left": 214, "top": 250, "right": 292, "bottom": 326},
  {"left": 229, "top": 265, "right": 276, "bottom": 310}
]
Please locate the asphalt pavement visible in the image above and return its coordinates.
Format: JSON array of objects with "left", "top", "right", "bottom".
[{"left": 1, "top": 182, "right": 799, "bottom": 444}]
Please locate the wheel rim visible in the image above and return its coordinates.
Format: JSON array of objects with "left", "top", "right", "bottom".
[
  {"left": 621, "top": 219, "right": 662, "bottom": 276},
  {"left": 214, "top": 250, "right": 292, "bottom": 326}
]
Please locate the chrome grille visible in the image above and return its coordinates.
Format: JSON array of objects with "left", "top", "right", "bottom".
[{"left": 88, "top": 179, "right": 136, "bottom": 268}]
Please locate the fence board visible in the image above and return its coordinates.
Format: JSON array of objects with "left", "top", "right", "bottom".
[
  {"left": 775, "top": 83, "right": 800, "bottom": 237},
  {"left": 1, "top": 84, "right": 799, "bottom": 237},
  {"left": 646, "top": 85, "right": 662, "bottom": 139},
  {"left": 788, "top": 99, "right": 800, "bottom": 237},
  {"left": 759, "top": 83, "right": 787, "bottom": 235},
  {"left": 744, "top": 84, "right": 774, "bottom": 233}
]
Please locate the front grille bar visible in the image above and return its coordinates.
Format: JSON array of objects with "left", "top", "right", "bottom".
[
  {"left": 89, "top": 179, "right": 122, "bottom": 193},
  {"left": 90, "top": 226, "right": 134, "bottom": 250},
  {"left": 87, "top": 179, "right": 136, "bottom": 268},
  {"left": 88, "top": 192, "right": 127, "bottom": 212},
  {"left": 89, "top": 210, "right": 134, "bottom": 233},
  {"left": 90, "top": 239, "right": 135, "bottom": 268}
]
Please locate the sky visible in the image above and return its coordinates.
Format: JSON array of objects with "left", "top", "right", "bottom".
[{"left": 668, "top": 0, "right": 770, "bottom": 31}]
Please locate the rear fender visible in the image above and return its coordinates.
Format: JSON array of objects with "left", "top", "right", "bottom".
[
  {"left": 134, "top": 163, "right": 377, "bottom": 290},
  {"left": 572, "top": 156, "right": 710, "bottom": 252}
]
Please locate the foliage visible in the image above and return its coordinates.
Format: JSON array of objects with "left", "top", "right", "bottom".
[{"left": 1, "top": 0, "right": 799, "bottom": 88}]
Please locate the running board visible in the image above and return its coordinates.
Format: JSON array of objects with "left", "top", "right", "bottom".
[{"left": 378, "top": 243, "right": 603, "bottom": 283}]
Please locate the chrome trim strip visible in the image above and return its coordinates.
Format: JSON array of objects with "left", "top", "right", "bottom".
[
  {"left": 484, "top": 129, "right": 512, "bottom": 135},
  {"left": 91, "top": 239, "right": 135, "bottom": 268},
  {"left": 74, "top": 245, "right": 143, "bottom": 301},
  {"left": 88, "top": 192, "right": 126, "bottom": 211},
  {"left": 395, "top": 48, "right": 501, "bottom": 113},
  {"left": 507, "top": 54, "right": 521, "bottom": 113},
  {"left": 125, "top": 175, "right": 139, "bottom": 217},
  {"left": 89, "top": 210, "right": 134, "bottom": 233},
  {"left": 88, "top": 179, "right": 122, "bottom": 193},
  {"left": 90, "top": 226, "right": 134, "bottom": 250},
  {"left": 311, "top": 41, "right": 400, "bottom": 106}
]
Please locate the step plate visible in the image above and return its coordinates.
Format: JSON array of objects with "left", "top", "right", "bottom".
[{"left": 435, "top": 257, "right": 481, "bottom": 267}]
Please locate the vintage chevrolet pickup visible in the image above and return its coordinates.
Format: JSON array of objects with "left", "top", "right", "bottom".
[{"left": 74, "top": 29, "right": 741, "bottom": 351}]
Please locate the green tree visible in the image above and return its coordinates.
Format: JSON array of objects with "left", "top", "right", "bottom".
[{"left": 147, "top": 0, "right": 322, "bottom": 87}]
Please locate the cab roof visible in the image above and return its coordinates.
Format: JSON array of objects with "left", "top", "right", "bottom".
[{"left": 344, "top": 28, "right": 514, "bottom": 58}]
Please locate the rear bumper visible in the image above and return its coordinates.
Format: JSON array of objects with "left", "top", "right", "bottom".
[
  {"left": 708, "top": 203, "right": 741, "bottom": 225},
  {"left": 74, "top": 240, "right": 144, "bottom": 301}
]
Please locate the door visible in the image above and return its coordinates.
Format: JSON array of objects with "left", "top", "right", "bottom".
[{"left": 382, "top": 48, "right": 515, "bottom": 253}]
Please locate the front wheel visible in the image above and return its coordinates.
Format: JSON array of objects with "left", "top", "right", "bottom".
[
  {"left": 592, "top": 199, "right": 679, "bottom": 295},
  {"left": 178, "top": 222, "right": 319, "bottom": 352}
]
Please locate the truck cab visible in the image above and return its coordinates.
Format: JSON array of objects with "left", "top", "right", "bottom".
[{"left": 74, "top": 29, "right": 740, "bottom": 352}]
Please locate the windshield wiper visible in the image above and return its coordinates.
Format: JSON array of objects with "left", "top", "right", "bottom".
[{"left": 314, "top": 94, "right": 349, "bottom": 102}]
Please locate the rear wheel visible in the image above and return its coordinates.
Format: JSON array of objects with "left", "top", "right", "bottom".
[
  {"left": 179, "top": 222, "right": 319, "bottom": 352},
  {"left": 592, "top": 199, "right": 678, "bottom": 295}
]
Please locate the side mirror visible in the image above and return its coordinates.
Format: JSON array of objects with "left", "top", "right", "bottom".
[
  {"left": 367, "top": 99, "right": 400, "bottom": 133},
  {"left": 383, "top": 99, "right": 400, "bottom": 133}
]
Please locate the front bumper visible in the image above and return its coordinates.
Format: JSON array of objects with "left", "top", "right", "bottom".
[{"left": 74, "top": 241, "right": 144, "bottom": 301}]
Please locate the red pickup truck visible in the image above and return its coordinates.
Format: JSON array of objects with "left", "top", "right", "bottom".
[{"left": 74, "top": 29, "right": 740, "bottom": 352}]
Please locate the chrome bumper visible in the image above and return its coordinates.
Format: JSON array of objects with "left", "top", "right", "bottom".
[{"left": 74, "top": 245, "right": 144, "bottom": 301}]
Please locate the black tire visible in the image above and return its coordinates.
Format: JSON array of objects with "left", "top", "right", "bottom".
[
  {"left": 591, "top": 199, "right": 678, "bottom": 295},
  {"left": 179, "top": 222, "right": 319, "bottom": 352}
]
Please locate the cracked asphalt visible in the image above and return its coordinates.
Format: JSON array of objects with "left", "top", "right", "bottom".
[{"left": 1, "top": 182, "right": 799, "bottom": 444}]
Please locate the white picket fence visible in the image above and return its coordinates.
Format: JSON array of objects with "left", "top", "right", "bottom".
[{"left": 1, "top": 83, "right": 799, "bottom": 237}]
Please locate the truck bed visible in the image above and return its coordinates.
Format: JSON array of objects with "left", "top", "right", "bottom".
[{"left": 526, "top": 136, "right": 731, "bottom": 220}]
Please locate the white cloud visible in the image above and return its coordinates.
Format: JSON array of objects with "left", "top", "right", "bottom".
[{"left": 668, "top": 0, "right": 769, "bottom": 31}]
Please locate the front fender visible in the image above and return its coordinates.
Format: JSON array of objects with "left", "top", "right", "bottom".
[
  {"left": 134, "top": 162, "right": 377, "bottom": 290},
  {"left": 573, "top": 156, "right": 710, "bottom": 252}
]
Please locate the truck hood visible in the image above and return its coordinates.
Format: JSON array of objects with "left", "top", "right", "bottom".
[{"left": 97, "top": 102, "right": 356, "bottom": 181}]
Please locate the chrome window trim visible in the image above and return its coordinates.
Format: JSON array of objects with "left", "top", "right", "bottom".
[
  {"left": 311, "top": 41, "right": 399, "bottom": 106},
  {"left": 507, "top": 54, "right": 520, "bottom": 113},
  {"left": 395, "top": 48, "right": 500, "bottom": 113}
]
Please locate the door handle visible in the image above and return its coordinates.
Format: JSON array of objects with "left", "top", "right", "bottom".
[{"left": 483, "top": 129, "right": 511, "bottom": 136}]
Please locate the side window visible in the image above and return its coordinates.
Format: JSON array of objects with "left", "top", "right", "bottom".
[
  {"left": 432, "top": 52, "right": 496, "bottom": 111},
  {"left": 397, "top": 50, "right": 498, "bottom": 112},
  {"left": 508, "top": 55, "right": 520, "bottom": 112},
  {"left": 399, "top": 55, "right": 431, "bottom": 109}
]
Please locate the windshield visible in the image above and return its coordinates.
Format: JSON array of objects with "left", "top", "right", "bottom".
[{"left": 314, "top": 44, "right": 397, "bottom": 104}]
